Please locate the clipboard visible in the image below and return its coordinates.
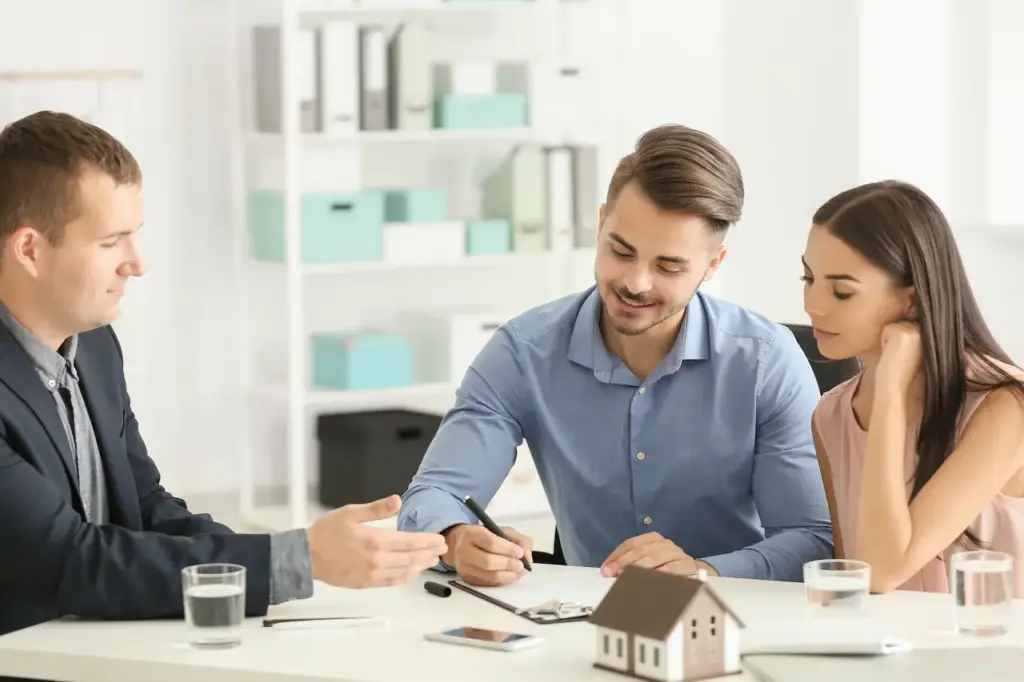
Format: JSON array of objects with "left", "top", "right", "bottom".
[{"left": 448, "top": 579, "right": 595, "bottom": 624}]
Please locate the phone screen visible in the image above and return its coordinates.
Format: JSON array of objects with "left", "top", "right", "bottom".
[{"left": 441, "top": 627, "right": 532, "bottom": 643}]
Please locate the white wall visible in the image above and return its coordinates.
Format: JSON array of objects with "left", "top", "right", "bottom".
[{"left": 2, "top": 0, "right": 1022, "bottom": 497}]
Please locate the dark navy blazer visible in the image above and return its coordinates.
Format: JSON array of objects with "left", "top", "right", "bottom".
[{"left": 0, "top": 323, "right": 270, "bottom": 636}]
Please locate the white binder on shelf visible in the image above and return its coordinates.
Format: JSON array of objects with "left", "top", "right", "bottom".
[
  {"left": 359, "top": 26, "right": 390, "bottom": 131},
  {"left": 387, "top": 23, "right": 433, "bottom": 130},
  {"left": 480, "top": 144, "right": 549, "bottom": 253},
  {"left": 572, "top": 145, "right": 599, "bottom": 248},
  {"left": 545, "top": 146, "right": 575, "bottom": 252},
  {"left": 319, "top": 21, "right": 358, "bottom": 137},
  {"left": 253, "top": 25, "right": 320, "bottom": 133}
]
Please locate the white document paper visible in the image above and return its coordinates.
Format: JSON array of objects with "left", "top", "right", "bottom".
[
  {"left": 741, "top": 623, "right": 912, "bottom": 656},
  {"left": 455, "top": 565, "right": 615, "bottom": 612}
]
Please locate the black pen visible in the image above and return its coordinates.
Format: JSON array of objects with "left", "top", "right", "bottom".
[{"left": 462, "top": 495, "right": 532, "bottom": 572}]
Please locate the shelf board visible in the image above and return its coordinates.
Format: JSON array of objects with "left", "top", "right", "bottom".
[
  {"left": 246, "top": 127, "right": 544, "bottom": 146},
  {"left": 301, "top": 0, "right": 538, "bottom": 9},
  {"left": 243, "top": 0, "right": 540, "bottom": 25},
  {"left": 247, "top": 248, "right": 588, "bottom": 275},
  {"left": 252, "top": 382, "right": 457, "bottom": 412}
]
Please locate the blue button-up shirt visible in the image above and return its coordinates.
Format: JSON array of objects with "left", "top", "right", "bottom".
[{"left": 398, "top": 286, "right": 833, "bottom": 581}]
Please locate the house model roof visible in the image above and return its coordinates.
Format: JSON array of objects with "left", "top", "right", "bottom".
[{"left": 589, "top": 566, "right": 746, "bottom": 640}]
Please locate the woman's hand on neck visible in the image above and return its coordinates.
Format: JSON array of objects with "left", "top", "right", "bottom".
[{"left": 855, "top": 349, "right": 924, "bottom": 430}]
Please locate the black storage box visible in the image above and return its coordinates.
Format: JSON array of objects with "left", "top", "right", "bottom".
[{"left": 316, "top": 409, "right": 442, "bottom": 508}]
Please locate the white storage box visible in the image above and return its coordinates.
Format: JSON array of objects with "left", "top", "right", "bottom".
[
  {"left": 382, "top": 221, "right": 465, "bottom": 265},
  {"left": 433, "top": 61, "right": 496, "bottom": 96},
  {"left": 399, "top": 308, "right": 512, "bottom": 384}
]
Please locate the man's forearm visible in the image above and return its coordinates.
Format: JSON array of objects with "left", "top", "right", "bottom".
[
  {"left": 700, "top": 526, "right": 834, "bottom": 581},
  {"left": 269, "top": 529, "right": 314, "bottom": 604},
  {"left": 397, "top": 484, "right": 476, "bottom": 536}
]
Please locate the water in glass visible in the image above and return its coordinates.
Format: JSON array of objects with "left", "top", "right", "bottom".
[
  {"left": 182, "top": 564, "right": 246, "bottom": 648},
  {"left": 804, "top": 559, "right": 870, "bottom": 612},
  {"left": 952, "top": 551, "right": 1013, "bottom": 636}
]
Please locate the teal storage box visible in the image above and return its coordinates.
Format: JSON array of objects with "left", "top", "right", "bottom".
[
  {"left": 248, "top": 190, "right": 385, "bottom": 264},
  {"left": 466, "top": 219, "right": 511, "bottom": 255},
  {"left": 383, "top": 188, "right": 447, "bottom": 222},
  {"left": 311, "top": 331, "right": 413, "bottom": 391},
  {"left": 434, "top": 94, "right": 528, "bottom": 129}
]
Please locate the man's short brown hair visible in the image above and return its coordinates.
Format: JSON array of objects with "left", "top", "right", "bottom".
[
  {"left": 606, "top": 124, "right": 744, "bottom": 235},
  {"left": 0, "top": 111, "right": 142, "bottom": 246}
]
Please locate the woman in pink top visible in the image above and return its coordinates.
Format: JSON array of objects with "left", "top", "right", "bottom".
[{"left": 801, "top": 180, "right": 1024, "bottom": 596}]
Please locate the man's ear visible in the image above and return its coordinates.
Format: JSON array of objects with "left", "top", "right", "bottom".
[
  {"left": 703, "top": 244, "right": 728, "bottom": 282},
  {"left": 8, "top": 226, "right": 45, "bottom": 278}
]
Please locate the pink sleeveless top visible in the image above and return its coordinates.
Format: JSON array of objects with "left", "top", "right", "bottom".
[{"left": 814, "top": 366, "right": 1024, "bottom": 597}]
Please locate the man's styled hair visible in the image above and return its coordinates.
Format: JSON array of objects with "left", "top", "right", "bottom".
[
  {"left": 0, "top": 111, "right": 142, "bottom": 246},
  {"left": 606, "top": 124, "right": 744, "bottom": 235}
]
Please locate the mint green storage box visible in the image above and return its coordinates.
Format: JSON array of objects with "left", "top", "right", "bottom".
[
  {"left": 383, "top": 188, "right": 447, "bottom": 222},
  {"left": 434, "top": 94, "right": 528, "bottom": 129},
  {"left": 311, "top": 331, "right": 413, "bottom": 391},
  {"left": 248, "top": 190, "right": 385, "bottom": 264},
  {"left": 466, "top": 219, "right": 511, "bottom": 255}
]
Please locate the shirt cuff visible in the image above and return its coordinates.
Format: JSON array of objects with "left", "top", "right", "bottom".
[
  {"left": 699, "top": 548, "right": 769, "bottom": 581},
  {"left": 269, "top": 528, "right": 314, "bottom": 604}
]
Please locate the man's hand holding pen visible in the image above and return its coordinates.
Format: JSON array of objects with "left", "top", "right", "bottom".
[{"left": 443, "top": 524, "right": 535, "bottom": 587}]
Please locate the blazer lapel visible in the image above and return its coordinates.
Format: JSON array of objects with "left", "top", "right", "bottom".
[
  {"left": 74, "top": 339, "right": 140, "bottom": 528},
  {"left": 0, "top": 323, "right": 79, "bottom": 488}
]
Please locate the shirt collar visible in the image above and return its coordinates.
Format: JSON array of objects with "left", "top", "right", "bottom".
[
  {"left": 0, "top": 300, "right": 78, "bottom": 383},
  {"left": 567, "top": 286, "right": 710, "bottom": 381}
]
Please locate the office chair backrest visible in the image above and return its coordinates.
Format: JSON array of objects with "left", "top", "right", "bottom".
[{"left": 783, "top": 323, "right": 862, "bottom": 394}]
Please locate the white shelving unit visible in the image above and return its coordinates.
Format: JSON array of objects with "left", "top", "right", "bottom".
[{"left": 228, "top": 0, "right": 617, "bottom": 531}]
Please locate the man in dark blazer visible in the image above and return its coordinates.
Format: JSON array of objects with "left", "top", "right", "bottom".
[{"left": 0, "top": 111, "right": 447, "bottom": 639}]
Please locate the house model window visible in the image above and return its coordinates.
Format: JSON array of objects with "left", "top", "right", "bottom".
[{"left": 589, "top": 565, "right": 745, "bottom": 682}]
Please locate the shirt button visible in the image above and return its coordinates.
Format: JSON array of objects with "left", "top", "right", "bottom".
[
  {"left": 638, "top": 387, "right": 646, "bottom": 394},
  {"left": 643, "top": 516, "right": 653, "bottom": 525},
  {"left": 636, "top": 452, "right": 645, "bottom": 461},
  {"left": 47, "top": 379, "right": 56, "bottom": 388}
]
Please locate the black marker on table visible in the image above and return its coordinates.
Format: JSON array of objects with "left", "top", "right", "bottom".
[
  {"left": 462, "top": 495, "right": 532, "bottom": 572},
  {"left": 424, "top": 580, "right": 452, "bottom": 598}
]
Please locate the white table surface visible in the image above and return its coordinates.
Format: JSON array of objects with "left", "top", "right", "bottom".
[{"left": 1, "top": 565, "right": 1022, "bottom": 682}]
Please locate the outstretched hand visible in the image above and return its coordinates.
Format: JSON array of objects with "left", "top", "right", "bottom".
[{"left": 308, "top": 495, "right": 448, "bottom": 589}]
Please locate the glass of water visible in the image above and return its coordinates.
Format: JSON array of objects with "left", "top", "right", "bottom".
[
  {"left": 951, "top": 550, "right": 1013, "bottom": 636},
  {"left": 804, "top": 559, "right": 871, "bottom": 612},
  {"left": 182, "top": 563, "right": 246, "bottom": 648}
]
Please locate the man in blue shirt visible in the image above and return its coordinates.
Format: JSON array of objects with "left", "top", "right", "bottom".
[{"left": 397, "top": 124, "right": 833, "bottom": 586}]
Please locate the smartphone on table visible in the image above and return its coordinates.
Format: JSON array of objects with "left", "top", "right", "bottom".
[{"left": 424, "top": 627, "right": 543, "bottom": 652}]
